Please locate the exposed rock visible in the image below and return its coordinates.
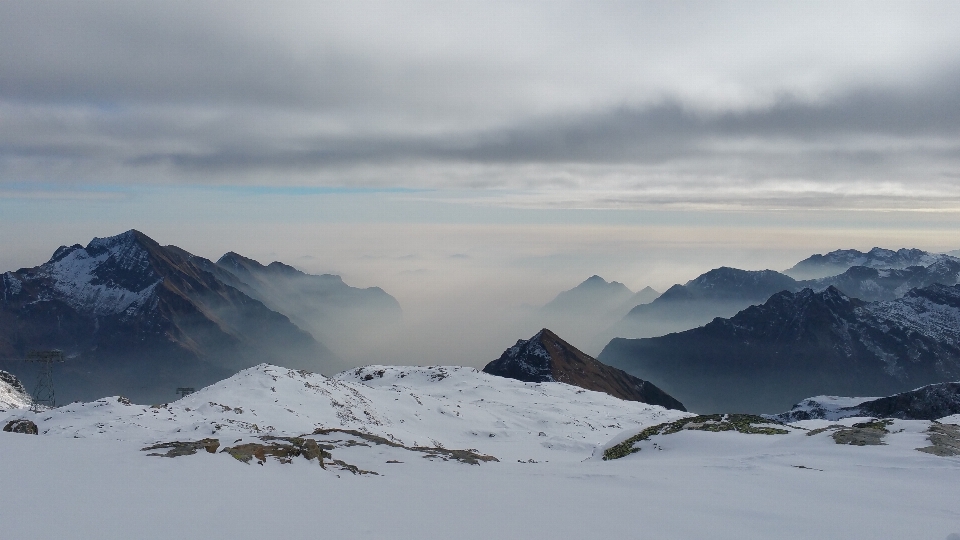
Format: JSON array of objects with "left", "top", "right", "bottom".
[
  {"left": 311, "top": 428, "right": 499, "bottom": 466},
  {"left": 603, "top": 414, "right": 790, "bottom": 460},
  {"left": 222, "top": 436, "right": 329, "bottom": 466},
  {"left": 142, "top": 438, "right": 220, "bottom": 457},
  {"left": 857, "top": 383, "right": 960, "bottom": 420},
  {"left": 484, "top": 329, "right": 685, "bottom": 411},
  {"left": 3, "top": 419, "right": 39, "bottom": 435},
  {"left": 830, "top": 420, "right": 891, "bottom": 446},
  {"left": 917, "top": 423, "right": 960, "bottom": 457}
]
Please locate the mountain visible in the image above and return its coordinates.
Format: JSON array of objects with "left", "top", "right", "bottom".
[
  {"left": 539, "top": 276, "right": 659, "bottom": 351},
  {"left": 0, "top": 230, "right": 338, "bottom": 403},
  {"left": 542, "top": 275, "right": 634, "bottom": 314},
  {"left": 0, "top": 370, "right": 30, "bottom": 411},
  {"left": 602, "top": 259, "right": 960, "bottom": 345},
  {"left": 785, "top": 247, "right": 957, "bottom": 280},
  {"left": 771, "top": 382, "right": 960, "bottom": 422},
  {"left": 483, "top": 328, "right": 686, "bottom": 410},
  {"left": 622, "top": 286, "right": 661, "bottom": 310},
  {"left": 599, "top": 284, "right": 960, "bottom": 414},
  {"left": 603, "top": 268, "right": 798, "bottom": 341},
  {"left": 212, "top": 252, "right": 402, "bottom": 359},
  {"left": 803, "top": 259, "right": 960, "bottom": 302}
]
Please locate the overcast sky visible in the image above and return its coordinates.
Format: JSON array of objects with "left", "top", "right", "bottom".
[
  {"left": 4, "top": 1, "right": 960, "bottom": 364},
  {"left": 3, "top": 1, "right": 960, "bottom": 210}
]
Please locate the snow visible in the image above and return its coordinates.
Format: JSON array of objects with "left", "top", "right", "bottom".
[
  {"left": 12, "top": 364, "right": 686, "bottom": 463},
  {"left": 2, "top": 271, "right": 22, "bottom": 300},
  {"left": 767, "top": 395, "right": 878, "bottom": 422},
  {"left": 0, "top": 371, "right": 31, "bottom": 412},
  {"left": 1, "top": 364, "right": 959, "bottom": 539},
  {"left": 39, "top": 241, "right": 161, "bottom": 317}
]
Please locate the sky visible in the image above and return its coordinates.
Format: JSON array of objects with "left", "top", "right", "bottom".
[{"left": 3, "top": 1, "right": 960, "bottom": 365}]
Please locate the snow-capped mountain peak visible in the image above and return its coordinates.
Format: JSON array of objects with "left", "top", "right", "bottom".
[{"left": 38, "top": 230, "right": 161, "bottom": 317}]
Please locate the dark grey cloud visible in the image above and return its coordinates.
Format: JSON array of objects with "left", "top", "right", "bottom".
[{"left": 2, "top": 1, "right": 960, "bottom": 207}]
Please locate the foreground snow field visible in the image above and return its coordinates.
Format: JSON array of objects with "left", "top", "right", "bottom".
[{"left": 2, "top": 364, "right": 959, "bottom": 539}]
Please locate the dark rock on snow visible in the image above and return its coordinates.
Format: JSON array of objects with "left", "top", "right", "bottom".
[{"left": 484, "top": 328, "right": 685, "bottom": 411}]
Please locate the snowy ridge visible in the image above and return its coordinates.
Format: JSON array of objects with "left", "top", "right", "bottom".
[
  {"left": 37, "top": 233, "right": 161, "bottom": 317},
  {"left": 3, "top": 363, "right": 688, "bottom": 462},
  {"left": 0, "top": 371, "right": 31, "bottom": 411},
  {"left": 787, "top": 247, "right": 959, "bottom": 279},
  {"left": 767, "top": 395, "right": 878, "bottom": 422},
  {"left": 861, "top": 285, "right": 960, "bottom": 343}
]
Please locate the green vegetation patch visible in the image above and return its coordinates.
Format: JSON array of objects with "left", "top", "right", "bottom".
[{"left": 603, "top": 414, "right": 790, "bottom": 461}]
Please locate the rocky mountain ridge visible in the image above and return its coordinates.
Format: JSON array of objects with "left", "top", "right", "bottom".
[
  {"left": 785, "top": 247, "right": 957, "bottom": 280},
  {"left": 771, "top": 382, "right": 960, "bottom": 422},
  {"left": 0, "top": 230, "right": 342, "bottom": 402},
  {"left": 483, "top": 328, "right": 685, "bottom": 411},
  {"left": 605, "top": 259, "right": 960, "bottom": 343},
  {"left": 599, "top": 284, "right": 960, "bottom": 413}
]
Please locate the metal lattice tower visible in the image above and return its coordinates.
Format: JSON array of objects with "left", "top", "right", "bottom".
[{"left": 25, "top": 350, "right": 65, "bottom": 411}]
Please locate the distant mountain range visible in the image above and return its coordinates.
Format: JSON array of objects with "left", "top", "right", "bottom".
[
  {"left": 0, "top": 230, "right": 400, "bottom": 403},
  {"left": 483, "top": 328, "right": 685, "bottom": 410},
  {"left": 599, "top": 284, "right": 960, "bottom": 413},
  {"left": 202, "top": 251, "right": 401, "bottom": 359},
  {"left": 784, "top": 247, "right": 957, "bottom": 280},
  {"left": 603, "top": 255, "right": 960, "bottom": 343},
  {"left": 539, "top": 276, "right": 658, "bottom": 351}
]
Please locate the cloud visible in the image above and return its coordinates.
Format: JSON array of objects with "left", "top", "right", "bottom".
[{"left": 2, "top": 1, "right": 960, "bottom": 209}]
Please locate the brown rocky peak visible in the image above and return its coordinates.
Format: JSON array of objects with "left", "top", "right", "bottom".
[{"left": 484, "top": 328, "right": 685, "bottom": 411}]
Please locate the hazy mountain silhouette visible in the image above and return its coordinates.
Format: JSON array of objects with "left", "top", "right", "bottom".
[
  {"left": 213, "top": 252, "right": 402, "bottom": 359},
  {"left": 539, "top": 276, "right": 658, "bottom": 353}
]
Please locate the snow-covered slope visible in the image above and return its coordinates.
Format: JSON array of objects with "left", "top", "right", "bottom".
[
  {"left": 2, "top": 363, "right": 959, "bottom": 540},
  {"left": 0, "top": 370, "right": 30, "bottom": 411},
  {"left": 4, "top": 363, "right": 687, "bottom": 463}
]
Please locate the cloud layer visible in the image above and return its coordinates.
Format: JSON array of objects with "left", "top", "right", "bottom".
[{"left": 3, "top": 1, "right": 960, "bottom": 208}]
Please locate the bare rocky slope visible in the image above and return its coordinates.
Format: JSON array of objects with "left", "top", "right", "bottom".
[{"left": 484, "top": 328, "right": 685, "bottom": 411}]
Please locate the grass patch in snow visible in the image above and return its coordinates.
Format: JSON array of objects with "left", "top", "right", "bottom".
[{"left": 603, "top": 414, "right": 789, "bottom": 461}]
